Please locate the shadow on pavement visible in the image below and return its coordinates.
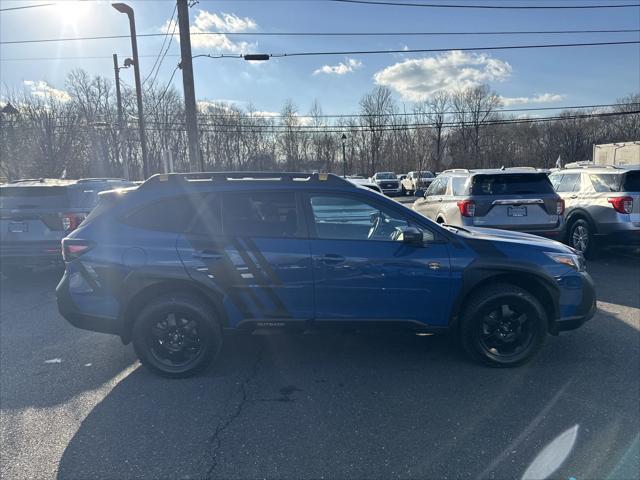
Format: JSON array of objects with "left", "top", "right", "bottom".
[
  {"left": 0, "top": 267, "right": 137, "bottom": 410},
  {"left": 57, "top": 306, "right": 639, "bottom": 479}
]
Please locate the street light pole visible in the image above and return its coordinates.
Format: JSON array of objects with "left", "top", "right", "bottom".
[
  {"left": 341, "top": 133, "right": 347, "bottom": 177},
  {"left": 112, "top": 3, "right": 149, "bottom": 179}
]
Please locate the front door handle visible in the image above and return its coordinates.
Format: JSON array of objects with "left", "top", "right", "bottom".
[
  {"left": 320, "top": 254, "right": 345, "bottom": 264},
  {"left": 193, "top": 250, "right": 223, "bottom": 260},
  {"left": 569, "top": 195, "right": 578, "bottom": 199}
]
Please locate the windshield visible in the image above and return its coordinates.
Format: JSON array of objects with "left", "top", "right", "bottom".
[{"left": 419, "top": 171, "right": 435, "bottom": 178}]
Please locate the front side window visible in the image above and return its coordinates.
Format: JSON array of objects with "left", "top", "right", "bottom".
[
  {"left": 310, "top": 194, "right": 433, "bottom": 242},
  {"left": 221, "top": 191, "right": 299, "bottom": 238},
  {"left": 426, "top": 178, "right": 447, "bottom": 196}
]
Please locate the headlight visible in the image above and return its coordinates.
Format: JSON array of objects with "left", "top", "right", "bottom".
[{"left": 545, "top": 252, "right": 585, "bottom": 271}]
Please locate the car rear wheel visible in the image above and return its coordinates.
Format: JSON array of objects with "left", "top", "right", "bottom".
[
  {"left": 132, "top": 293, "right": 222, "bottom": 378},
  {"left": 569, "top": 219, "right": 596, "bottom": 258},
  {"left": 460, "top": 284, "right": 547, "bottom": 367}
]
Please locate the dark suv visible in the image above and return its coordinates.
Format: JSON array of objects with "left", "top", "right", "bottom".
[
  {"left": 56, "top": 172, "right": 595, "bottom": 377},
  {"left": 0, "top": 178, "right": 135, "bottom": 274}
]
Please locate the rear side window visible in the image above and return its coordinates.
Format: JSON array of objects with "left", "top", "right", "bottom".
[
  {"left": 122, "top": 196, "right": 199, "bottom": 232},
  {"left": 555, "top": 174, "right": 581, "bottom": 193},
  {"left": 622, "top": 171, "right": 640, "bottom": 192},
  {"left": 589, "top": 174, "right": 620, "bottom": 192},
  {"left": 472, "top": 174, "right": 555, "bottom": 195},
  {"left": 221, "top": 191, "right": 299, "bottom": 237},
  {"left": 0, "top": 186, "right": 69, "bottom": 209}
]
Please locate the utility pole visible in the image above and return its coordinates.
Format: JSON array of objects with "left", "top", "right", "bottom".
[
  {"left": 113, "top": 54, "right": 130, "bottom": 180},
  {"left": 341, "top": 134, "right": 347, "bottom": 177},
  {"left": 112, "top": 3, "right": 149, "bottom": 179},
  {"left": 177, "top": 0, "right": 203, "bottom": 172}
]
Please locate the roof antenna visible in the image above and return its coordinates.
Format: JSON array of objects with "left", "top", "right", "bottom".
[{"left": 501, "top": 165, "right": 506, "bottom": 171}]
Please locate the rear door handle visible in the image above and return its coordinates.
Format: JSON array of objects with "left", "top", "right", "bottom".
[
  {"left": 570, "top": 195, "right": 578, "bottom": 199},
  {"left": 193, "top": 250, "right": 223, "bottom": 260},
  {"left": 320, "top": 254, "right": 345, "bottom": 264}
]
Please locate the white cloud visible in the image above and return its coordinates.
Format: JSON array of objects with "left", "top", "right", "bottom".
[
  {"left": 161, "top": 10, "right": 257, "bottom": 53},
  {"left": 313, "top": 58, "right": 363, "bottom": 76},
  {"left": 500, "top": 93, "right": 565, "bottom": 106},
  {"left": 373, "top": 51, "right": 512, "bottom": 101},
  {"left": 23, "top": 80, "right": 70, "bottom": 102}
]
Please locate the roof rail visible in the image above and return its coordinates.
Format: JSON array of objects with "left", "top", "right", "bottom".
[
  {"left": 76, "top": 177, "right": 128, "bottom": 183},
  {"left": 563, "top": 162, "right": 620, "bottom": 169},
  {"left": 440, "top": 168, "right": 470, "bottom": 174},
  {"left": 140, "top": 171, "right": 355, "bottom": 189}
]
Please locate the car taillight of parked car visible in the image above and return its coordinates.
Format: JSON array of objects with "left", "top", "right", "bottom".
[
  {"left": 457, "top": 200, "right": 476, "bottom": 217},
  {"left": 607, "top": 196, "right": 633, "bottom": 214},
  {"left": 60, "top": 213, "right": 86, "bottom": 232},
  {"left": 61, "top": 238, "right": 93, "bottom": 262},
  {"left": 557, "top": 199, "right": 565, "bottom": 215}
]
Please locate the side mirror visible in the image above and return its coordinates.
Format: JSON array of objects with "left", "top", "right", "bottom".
[{"left": 399, "top": 226, "right": 424, "bottom": 246}]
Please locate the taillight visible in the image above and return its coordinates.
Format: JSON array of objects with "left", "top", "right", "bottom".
[
  {"left": 557, "top": 199, "right": 565, "bottom": 215},
  {"left": 61, "top": 213, "right": 86, "bottom": 232},
  {"left": 457, "top": 200, "right": 476, "bottom": 217},
  {"left": 61, "top": 239, "right": 93, "bottom": 262},
  {"left": 607, "top": 196, "right": 633, "bottom": 214}
]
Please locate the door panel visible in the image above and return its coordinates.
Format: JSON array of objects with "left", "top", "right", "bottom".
[
  {"left": 307, "top": 193, "right": 451, "bottom": 326},
  {"left": 177, "top": 191, "right": 314, "bottom": 325}
]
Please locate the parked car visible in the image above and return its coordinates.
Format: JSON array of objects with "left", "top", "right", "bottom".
[
  {"left": 397, "top": 173, "right": 408, "bottom": 181},
  {"left": 57, "top": 172, "right": 595, "bottom": 377},
  {"left": 370, "top": 172, "right": 401, "bottom": 196},
  {"left": 549, "top": 164, "right": 640, "bottom": 257},
  {"left": 0, "top": 178, "right": 136, "bottom": 274},
  {"left": 401, "top": 171, "right": 436, "bottom": 195},
  {"left": 412, "top": 168, "right": 565, "bottom": 239},
  {"left": 347, "top": 177, "right": 383, "bottom": 193}
]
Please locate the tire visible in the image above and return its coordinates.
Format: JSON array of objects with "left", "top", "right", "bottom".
[
  {"left": 460, "top": 284, "right": 547, "bottom": 368},
  {"left": 132, "top": 293, "right": 222, "bottom": 378},
  {"left": 401, "top": 185, "right": 407, "bottom": 195},
  {"left": 568, "top": 219, "right": 597, "bottom": 259}
]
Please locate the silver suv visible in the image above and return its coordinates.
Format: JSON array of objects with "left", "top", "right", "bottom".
[
  {"left": 549, "top": 164, "right": 640, "bottom": 257},
  {"left": 412, "top": 168, "right": 564, "bottom": 239}
]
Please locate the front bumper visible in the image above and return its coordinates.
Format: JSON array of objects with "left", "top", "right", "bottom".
[
  {"left": 552, "top": 271, "right": 596, "bottom": 333},
  {"left": 56, "top": 271, "right": 124, "bottom": 336}
]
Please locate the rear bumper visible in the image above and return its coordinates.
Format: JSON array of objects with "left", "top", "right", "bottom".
[
  {"left": 1, "top": 241, "right": 63, "bottom": 266},
  {"left": 56, "top": 271, "right": 123, "bottom": 336},
  {"left": 552, "top": 272, "right": 597, "bottom": 333}
]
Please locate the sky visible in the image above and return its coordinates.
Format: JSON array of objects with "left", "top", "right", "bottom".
[{"left": 1, "top": 0, "right": 639, "bottom": 116}]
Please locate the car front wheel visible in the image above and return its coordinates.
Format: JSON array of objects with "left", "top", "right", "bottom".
[
  {"left": 460, "top": 284, "right": 547, "bottom": 367},
  {"left": 132, "top": 293, "right": 222, "bottom": 378}
]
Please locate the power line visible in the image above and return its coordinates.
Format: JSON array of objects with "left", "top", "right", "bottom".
[
  {"left": 193, "top": 40, "right": 640, "bottom": 60},
  {"left": 152, "top": 65, "right": 181, "bottom": 111},
  {"left": 194, "top": 103, "right": 640, "bottom": 120},
  {"left": 142, "top": 3, "right": 177, "bottom": 86},
  {"left": 3, "top": 28, "right": 640, "bottom": 45},
  {"left": 0, "top": 2, "right": 54, "bottom": 11},
  {"left": 14, "top": 110, "right": 640, "bottom": 134},
  {"left": 4, "top": 39, "right": 638, "bottom": 63},
  {"left": 329, "top": 0, "right": 640, "bottom": 9}
]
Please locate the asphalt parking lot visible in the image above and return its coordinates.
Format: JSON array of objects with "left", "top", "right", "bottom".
[{"left": 1, "top": 241, "right": 639, "bottom": 479}]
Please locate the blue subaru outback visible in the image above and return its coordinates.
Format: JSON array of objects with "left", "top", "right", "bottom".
[{"left": 56, "top": 172, "right": 596, "bottom": 377}]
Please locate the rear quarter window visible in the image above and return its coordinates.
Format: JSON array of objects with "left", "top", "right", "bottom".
[
  {"left": 471, "top": 174, "right": 555, "bottom": 195},
  {"left": 122, "top": 195, "right": 200, "bottom": 233},
  {"left": 589, "top": 174, "right": 621, "bottom": 193}
]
